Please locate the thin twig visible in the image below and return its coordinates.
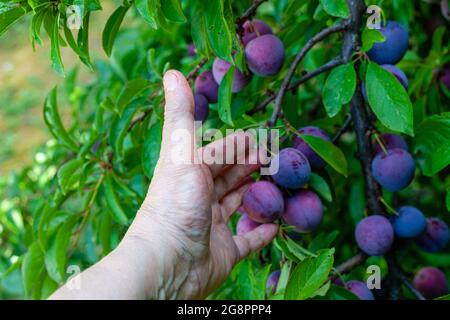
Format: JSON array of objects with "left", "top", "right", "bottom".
[
  {"left": 187, "top": 57, "right": 208, "bottom": 82},
  {"left": 268, "top": 21, "right": 350, "bottom": 126},
  {"left": 329, "top": 252, "right": 367, "bottom": 281},
  {"left": 235, "top": 0, "right": 267, "bottom": 34},
  {"left": 247, "top": 57, "right": 344, "bottom": 115},
  {"left": 398, "top": 272, "right": 426, "bottom": 300},
  {"left": 332, "top": 114, "right": 352, "bottom": 144}
]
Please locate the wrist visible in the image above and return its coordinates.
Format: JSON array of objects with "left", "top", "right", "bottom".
[{"left": 122, "top": 210, "right": 194, "bottom": 299}]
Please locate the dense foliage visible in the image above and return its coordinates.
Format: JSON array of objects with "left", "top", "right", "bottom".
[{"left": 0, "top": 0, "right": 449, "bottom": 300}]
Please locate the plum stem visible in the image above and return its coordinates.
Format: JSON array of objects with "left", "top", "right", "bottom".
[
  {"left": 329, "top": 252, "right": 367, "bottom": 281},
  {"left": 378, "top": 197, "right": 399, "bottom": 216},
  {"left": 373, "top": 132, "right": 389, "bottom": 155}
]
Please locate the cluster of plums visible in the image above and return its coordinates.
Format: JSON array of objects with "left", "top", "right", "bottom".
[
  {"left": 237, "top": 126, "right": 332, "bottom": 236},
  {"left": 353, "top": 21, "right": 449, "bottom": 299},
  {"left": 248, "top": 21, "right": 449, "bottom": 300},
  {"left": 192, "top": 19, "right": 285, "bottom": 122}
]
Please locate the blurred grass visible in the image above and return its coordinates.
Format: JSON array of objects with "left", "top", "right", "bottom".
[{"left": 0, "top": 6, "right": 113, "bottom": 175}]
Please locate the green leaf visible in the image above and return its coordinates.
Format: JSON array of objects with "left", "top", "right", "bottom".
[
  {"left": 117, "top": 79, "right": 152, "bottom": 114},
  {"left": 135, "top": 0, "right": 158, "bottom": 29},
  {"left": 57, "top": 158, "right": 84, "bottom": 195},
  {"left": 446, "top": 188, "right": 450, "bottom": 212},
  {"left": 104, "top": 174, "right": 129, "bottom": 226},
  {"left": 50, "top": 13, "right": 65, "bottom": 76},
  {"left": 0, "top": 4, "right": 28, "bottom": 36},
  {"left": 110, "top": 99, "right": 143, "bottom": 157},
  {"left": 218, "top": 66, "right": 234, "bottom": 126},
  {"left": 43, "top": 87, "right": 78, "bottom": 151},
  {"left": 142, "top": 120, "right": 162, "bottom": 179},
  {"left": 77, "top": 13, "right": 93, "bottom": 69},
  {"left": 285, "top": 248, "right": 335, "bottom": 300},
  {"left": 300, "top": 134, "right": 348, "bottom": 177},
  {"left": 323, "top": 284, "right": 359, "bottom": 300},
  {"left": 45, "top": 215, "right": 78, "bottom": 283},
  {"left": 366, "top": 62, "right": 414, "bottom": 136},
  {"left": 99, "top": 211, "right": 113, "bottom": 255},
  {"left": 102, "top": 5, "right": 130, "bottom": 57},
  {"left": 203, "top": 0, "right": 233, "bottom": 62},
  {"left": 415, "top": 113, "right": 450, "bottom": 176},
  {"left": 191, "top": 5, "right": 210, "bottom": 57},
  {"left": 309, "top": 173, "right": 332, "bottom": 202},
  {"left": 361, "top": 28, "right": 385, "bottom": 52},
  {"left": 22, "top": 242, "right": 45, "bottom": 297},
  {"left": 160, "top": 0, "right": 186, "bottom": 23},
  {"left": 435, "top": 294, "right": 450, "bottom": 300},
  {"left": 308, "top": 231, "right": 339, "bottom": 253},
  {"left": 322, "top": 63, "right": 356, "bottom": 117},
  {"left": 319, "top": 0, "right": 349, "bottom": 18},
  {"left": 30, "top": 7, "right": 46, "bottom": 48},
  {"left": 273, "top": 237, "right": 301, "bottom": 262}
]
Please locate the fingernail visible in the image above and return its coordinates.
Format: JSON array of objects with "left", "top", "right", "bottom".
[{"left": 164, "top": 71, "right": 178, "bottom": 91}]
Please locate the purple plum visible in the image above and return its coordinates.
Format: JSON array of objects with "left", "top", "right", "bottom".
[
  {"left": 367, "top": 21, "right": 409, "bottom": 65},
  {"left": 236, "top": 214, "right": 261, "bottom": 236},
  {"left": 414, "top": 267, "right": 449, "bottom": 299},
  {"left": 293, "top": 126, "right": 331, "bottom": 169},
  {"left": 272, "top": 148, "right": 311, "bottom": 189},
  {"left": 194, "top": 93, "right": 209, "bottom": 122},
  {"left": 283, "top": 190, "right": 323, "bottom": 233},
  {"left": 243, "top": 181, "right": 285, "bottom": 223},
  {"left": 187, "top": 43, "right": 196, "bottom": 56},
  {"left": 355, "top": 215, "right": 394, "bottom": 256},
  {"left": 212, "top": 58, "right": 251, "bottom": 93},
  {"left": 346, "top": 280, "right": 375, "bottom": 300},
  {"left": 195, "top": 71, "right": 219, "bottom": 103},
  {"left": 416, "top": 218, "right": 450, "bottom": 253},
  {"left": 372, "top": 133, "right": 408, "bottom": 155},
  {"left": 390, "top": 206, "right": 427, "bottom": 238},
  {"left": 242, "top": 19, "right": 273, "bottom": 46},
  {"left": 371, "top": 148, "right": 415, "bottom": 192},
  {"left": 245, "top": 34, "right": 285, "bottom": 77},
  {"left": 266, "top": 270, "right": 281, "bottom": 295},
  {"left": 440, "top": 68, "right": 450, "bottom": 90}
]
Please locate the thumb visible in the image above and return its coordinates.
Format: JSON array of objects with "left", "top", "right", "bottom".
[{"left": 160, "top": 70, "right": 197, "bottom": 164}]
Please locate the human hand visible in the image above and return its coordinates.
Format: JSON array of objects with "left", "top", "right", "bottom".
[
  {"left": 50, "top": 70, "right": 278, "bottom": 300},
  {"left": 125, "top": 70, "right": 278, "bottom": 299}
]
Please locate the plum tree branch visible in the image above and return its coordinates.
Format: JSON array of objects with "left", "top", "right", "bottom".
[
  {"left": 247, "top": 57, "right": 344, "bottom": 115},
  {"left": 332, "top": 114, "right": 353, "bottom": 144},
  {"left": 329, "top": 252, "right": 367, "bottom": 281},
  {"left": 268, "top": 21, "right": 350, "bottom": 126},
  {"left": 236, "top": 0, "right": 267, "bottom": 33}
]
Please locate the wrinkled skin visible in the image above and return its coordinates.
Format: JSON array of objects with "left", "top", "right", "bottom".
[
  {"left": 355, "top": 215, "right": 394, "bottom": 256},
  {"left": 51, "top": 71, "right": 278, "bottom": 300}
]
